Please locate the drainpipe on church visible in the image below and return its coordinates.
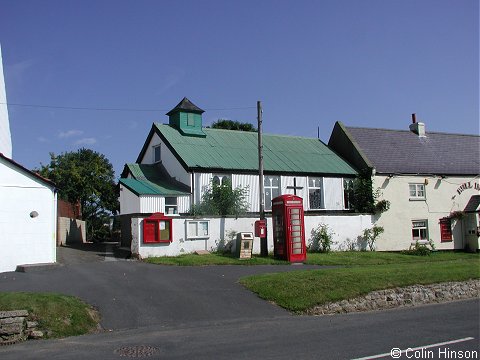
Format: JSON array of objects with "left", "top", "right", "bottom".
[{"left": 258, "top": 101, "right": 268, "bottom": 257}]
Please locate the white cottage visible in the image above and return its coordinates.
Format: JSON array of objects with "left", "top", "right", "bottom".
[
  {"left": 329, "top": 115, "right": 480, "bottom": 251},
  {"left": 0, "top": 153, "right": 57, "bottom": 272},
  {"left": 119, "top": 98, "right": 372, "bottom": 257}
]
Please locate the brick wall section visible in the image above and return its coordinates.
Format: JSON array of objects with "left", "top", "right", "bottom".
[{"left": 57, "top": 199, "right": 81, "bottom": 219}]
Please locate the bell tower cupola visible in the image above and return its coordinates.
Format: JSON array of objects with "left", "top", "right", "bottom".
[{"left": 166, "top": 97, "right": 206, "bottom": 137}]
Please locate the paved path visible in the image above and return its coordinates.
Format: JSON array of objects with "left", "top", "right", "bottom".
[{"left": 1, "top": 244, "right": 327, "bottom": 330}]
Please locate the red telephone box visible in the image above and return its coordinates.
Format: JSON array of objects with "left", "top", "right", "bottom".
[{"left": 272, "top": 195, "right": 306, "bottom": 263}]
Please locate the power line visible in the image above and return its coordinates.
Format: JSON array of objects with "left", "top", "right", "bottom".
[{"left": 0, "top": 102, "right": 256, "bottom": 112}]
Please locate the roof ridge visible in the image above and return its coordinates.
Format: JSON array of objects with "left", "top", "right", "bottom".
[{"left": 345, "top": 125, "right": 479, "bottom": 137}]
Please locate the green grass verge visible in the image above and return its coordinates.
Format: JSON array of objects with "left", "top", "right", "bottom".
[
  {"left": 0, "top": 292, "right": 100, "bottom": 338},
  {"left": 144, "top": 253, "right": 288, "bottom": 266},
  {"left": 240, "top": 256, "right": 480, "bottom": 312},
  {"left": 304, "top": 251, "right": 478, "bottom": 266}
]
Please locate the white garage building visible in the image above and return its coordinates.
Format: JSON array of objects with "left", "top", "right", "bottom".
[{"left": 0, "top": 154, "right": 57, "bottom": 272}]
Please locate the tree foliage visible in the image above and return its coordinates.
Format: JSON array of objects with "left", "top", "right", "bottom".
[
  {"left": 191, "top": 179, "right": 249, "bottom": 217},
  {"left": 210, "top": 119, "right": 257, "bottom": 132},
  {"left": 36, "top": 148, "right": 119, "bottom": 241}
]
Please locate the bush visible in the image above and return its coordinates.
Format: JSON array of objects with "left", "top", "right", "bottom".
[
  {"left": 190, "top": 179, "right": 249, "bottom": 217},
  {"left": 402, "top": 239, "right": 436, "bottom": 256},
  {"left": 308, "top": 224, "right": 334, "bottom": 253},
  {"left": 362, "top": 225, "right": 384, "bottom": 251}
]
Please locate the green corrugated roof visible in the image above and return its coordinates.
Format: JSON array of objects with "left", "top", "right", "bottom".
[
  {"left": 120, "top": 164, "right": 190, "bottom": 196},
  {"left": 156, "top": 124, "right": 357, "bottom": 175}
]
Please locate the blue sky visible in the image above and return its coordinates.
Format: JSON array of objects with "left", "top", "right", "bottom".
[{"left": 1, "top": 0, "right": 478, "bottom": 177}]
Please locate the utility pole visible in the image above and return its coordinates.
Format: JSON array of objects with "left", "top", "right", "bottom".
[{"left": 257, "top": 101, "right": 268, "bottom": 257}]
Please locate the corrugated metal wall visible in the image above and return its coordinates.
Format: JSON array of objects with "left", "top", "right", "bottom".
[
  {"left": 233, "top": 174, "right": 259, "bottom": 212},
  {"left": 323, "top": 178, "right": 343, "bottom": 210},
  {"left": 138, "top": 195, "right": 191, "bottom": 214},
  {"left": 195, "top": 173, "right": 347, "bottom": 212}
]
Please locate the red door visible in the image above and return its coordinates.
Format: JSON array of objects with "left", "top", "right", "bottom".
[{"left": 287, "top": 206, "right": 306, "bottom": 262}]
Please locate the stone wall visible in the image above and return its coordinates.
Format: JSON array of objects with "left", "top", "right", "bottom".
[
  {"left": 0, "top": 310, "right": 43, "bottom": 345},
  {"left": 306, "top": 280, "right": 480, "bottom": 315}
]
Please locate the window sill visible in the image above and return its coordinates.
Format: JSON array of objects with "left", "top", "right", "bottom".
[{"left": 409, "top": 198, "right": 426, "bottom": 201}]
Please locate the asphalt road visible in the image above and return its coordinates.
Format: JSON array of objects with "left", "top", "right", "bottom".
[{"left": 0, "top": 244, "right": 478, "bottom": 359}]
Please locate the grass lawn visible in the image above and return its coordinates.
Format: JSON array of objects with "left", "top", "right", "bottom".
[
  {"left": 145, "top": 250, "right": 477, "bottom": 266},
  {"left": 144, "top": 253, "right": 288, "bottom": 266},
  {"left": 304, "top": 251, "right": 478, "bottom": 266},
  {"left": 240, "top": 253, "right": 479, "bottom": 313},
  {"left": 0, "top": 292, "right": 100, "bottom": 338}
]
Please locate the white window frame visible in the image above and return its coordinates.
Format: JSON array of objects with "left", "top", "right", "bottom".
[
  {"left": 164, "top": 197, "right": 178, "bottom": 215},
  {"left": 186, "top": 220, "right": 210, "bottom": 240},
  {"left": 412, "top": 220, "right": 429, "bottom": 243},
  {"left": 409, "top": 183, "right": 425, "bottom": 200},
  {"left": 308, "top": 177, "right": 324, "bottom": 210},
  {"left": 153, "top": 145, "right": 161, "bottom": 163},
  {"left": 264, "top": 175, "right": 281, "bottom": 211}
]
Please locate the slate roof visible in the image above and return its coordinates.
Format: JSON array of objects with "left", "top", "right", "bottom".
[
  {"left": 146, "top": 124, "right": 357, "bottom": 176},
  {"left": 464, "top": 195, "right": 480, "bottom": 213},
  {"left": 120, "top": 164, "right": 190, "bottom": 196},
  {"left": 166, "top": 97, "right": 204, "bottom": 116},
  {"left": 343, "top": 126, "right": 480, "bottom": 175}
]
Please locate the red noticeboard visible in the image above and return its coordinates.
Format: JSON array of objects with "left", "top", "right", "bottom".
[
  {"left": 272, "top": 195, "right": 306, "bottom": 263},
  {"left": 143, "top": 213, "right": 173, "bottom": 244}
]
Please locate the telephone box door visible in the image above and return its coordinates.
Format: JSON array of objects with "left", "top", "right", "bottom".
[
  {"left": 272, "top": 195, "right": 306, "bottom": 263},
  {"left": 288, "top": 207, "right": 306, "bottom": 262}
]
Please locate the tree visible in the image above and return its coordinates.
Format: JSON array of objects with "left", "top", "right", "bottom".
[
  {"left": 210, "top": 119, "right": 257, "bottom": 132},
  {"left": 191, "top": 178, "right": 249, "bottom": 217},
  {"left": 36, "top": 148, "right": 119, "bottom": 241}
]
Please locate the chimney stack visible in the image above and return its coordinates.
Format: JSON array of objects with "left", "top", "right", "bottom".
[{"left": 409, "top": 113, "right": 426, "bottom": 137}]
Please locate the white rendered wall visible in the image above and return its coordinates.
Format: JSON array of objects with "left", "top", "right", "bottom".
[
  {"left": 140, "top": 133, "right": 191, "bottom": 186},
  {"left": 0, "top": 45, "right": 12, "bottom": 158},
  {"left": 0, "top": 160, "right": 56, "bottom": 272},
  {"left": 119, "top": 184, "right": 141, "bottom": 214},
  {"left": 130, "top": 213, "right": 373, "bottom": 258},
  {"left": 373, "top": 174, "right": 480, "bottom": 251}
]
